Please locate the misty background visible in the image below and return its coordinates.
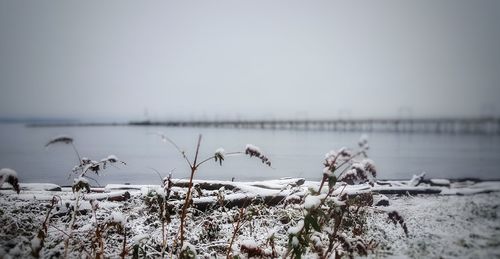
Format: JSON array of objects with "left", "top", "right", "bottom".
[{"left": 1, "top": 0, "right": 499, "bottom": 122}]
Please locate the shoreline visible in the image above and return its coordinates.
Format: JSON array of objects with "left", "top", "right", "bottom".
[
  {"left": 1, "top": 178, "right": 500, "bottom": 258},
  {"left": 3, "top": 177, "right": 500, "bottom": 195}
]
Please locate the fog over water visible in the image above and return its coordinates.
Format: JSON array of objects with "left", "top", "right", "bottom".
[{"left": 1, "top": 0, "right": 500, "bottom": 121}]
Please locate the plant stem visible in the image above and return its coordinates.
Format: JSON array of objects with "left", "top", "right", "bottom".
[
  {"left": 64, "top": 191, "right": 80, "bottom": 258},
  {"left": 159, "top": 133, "right": 193, "bottom": 168},
  {"left": 319, "top": 147, "right": 368, "bottom": 193},
  {"left": 178, "top": 135, "right": 202, "bottom": 249},
  {"left": 226, "top": 206, "right": 245, "bottom": 259},
  {"left": 196, "top": 151, "right": 243, "bottom": 168},
  {"left": 120, "top": 228, "right": 127, "bottom": 259},
  {"left": 70, "top": 143, "right": 82, "bottom": 165}
]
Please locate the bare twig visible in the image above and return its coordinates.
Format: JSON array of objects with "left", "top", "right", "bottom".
[
  {"left": 153, "top": 132, "right": 193, "bottom": 168},
  {"left": 226, "top": 206, "right": 246, "bottom": 259},
  {"left": 178, "top": 134, "right": 202, "bottom": 249}
]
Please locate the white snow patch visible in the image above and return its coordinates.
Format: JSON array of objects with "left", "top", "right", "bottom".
[
  {"left": 107, "top": 155, "right": 118, "bottom": 161},
  {"left": 0, "top": 168, "right": 18, "bottom": 190},
  {"left": 245, "top": 144, "right": 261, "bottom": 153},
  {"left": 240, "top": 239, "right": 257, "bottom": 249},
  {"left": 430, "top": 179, "right": 451, "bottom": 186},
  {"left": 30, "top": 236, "right": 42, "bottom": 251},
  {"left": 108, "top": 211, "right": 126, "bottom": 226},
  {"left": 132, "top": 234, "right": 149, "bottom": 244},
  {"left": 304, "top": 195, "right": 322, "bottom": 210},
  {"left": 0, "top": 168, "right": 17, "bottom": 178},
  {"left": 19, "top": 183, "right": 61, "bottom": 191},
  {"left": 408, "top": 172, "right": 426, "bottom": 186},
  {"left": 105, "top": 184, "right": 159, "bottom": 192},
  {"left": 288, "top": 220, "right": 304, "bottom": 235},
  {"left": 73, "top": 177, "right": 89, "bottom": 185},
  {"left": 358, "top": 134, "right": 369, "bottom": 147},
  {"left": 324, "top": 150, "right": 336, "bottom": 160}
]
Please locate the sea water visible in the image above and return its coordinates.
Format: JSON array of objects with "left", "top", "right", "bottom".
[{"left": 0, "top": 123, "right": 499, "bottom": 185}]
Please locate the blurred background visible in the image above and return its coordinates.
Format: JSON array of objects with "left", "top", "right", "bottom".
[{"left": 1, "top": 0, "right": 499, "bottom": 185}]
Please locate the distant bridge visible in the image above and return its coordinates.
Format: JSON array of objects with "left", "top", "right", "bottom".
[{"left": 129, "top": 117, "right": 500, "bottom": 135}]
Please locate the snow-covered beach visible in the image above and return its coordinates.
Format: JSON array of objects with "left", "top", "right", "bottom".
[
  {"left": 1, "top": 178, "right": 499, "bottom": 258},
  {"left": 2, "top": 0, "right": 500, "bottom": 257}
]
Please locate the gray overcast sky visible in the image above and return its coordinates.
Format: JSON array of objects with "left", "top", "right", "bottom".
[{"left": 1, "top": 0, "right": 499, "bottom": 121}]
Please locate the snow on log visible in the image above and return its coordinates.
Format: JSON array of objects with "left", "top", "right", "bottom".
[
  {"left": 172, "top": 178, "right": 305, "bottom": 191},
  {"left": 373, "top": 194, "right": 390, "bottom": 206},
  {"left": 192, "top": 193, "right": 291, "bottom": 211},
  {"left": 105, "top": 184, "right": 158, "bottom": 192},
  {"left": 429, "top": 179, "right": 451, "bottom": 187},
  {"left": 372, "top": 186, "right": 442, "bottom": 195},
  {"left": 20, "top": 183, "right": 62, "bottom": 191},
  {"left": 84, "top": 191, "right": 131, "bottom": 201}
]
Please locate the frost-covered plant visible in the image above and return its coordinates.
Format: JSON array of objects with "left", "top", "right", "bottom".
[
  {"left": 45, "top": 135, "right": 125, "bottom": 189},
  {"left": 199, "top": 216, "right": 221, "bottom": 241},
  {"left": 31, "top": 196, "right": 60, "bottom": 257},
  {"left": 180, "top": 242, "right": 197, "bottom": 259},
  {"left": 72, "top": 177, "right": 91, "bottom": 193},
  {"left": 240, "top": 239, "right": 269, "bottom": 258},
  {"left": 45, "top": 135, "right": 80, "bottom": 161},
  {"left": 284, "top": 135, "right": 405, "bottom": 258},
  {"left": 388, "top": 211, "right": 408, "bottom": 237},
  {"left": 89, "top": 200, "right": 127, "bottom": 259},
  {"left": 72, "top": 155, "right": 125, "bottom": 178},
  {"left": 153, "top": 133, "right": 272, "bottom": 255},
  {"left": 245, "top": 144, "right": 272, "bottom": 166},
  {"left": 320, "top": 134, "right": 375, "bottom": 190},
  {"left": 43, "top": 135, "right": 126, "bottom": 257},
  {"left": 227, "top": 206, "right": 247, "bottom": 258},
  {"left": 143, "top": 185, "right": 173, "bottom": 256},
  {"left": 227, "top": 203, "right": 266, "bottom": 258},
  {"left": 0, "top": 168, "right": 20, "bottom": 194}
]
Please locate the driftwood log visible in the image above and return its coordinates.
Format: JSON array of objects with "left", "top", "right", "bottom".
[
  {"left": 186, "top": 186, "right": 444, "bottom": 211},
  {"left": 373, "top": 188, "right": 441, "bottom": 195},
  {"left": 192, "top": 195, "right": 291, "bottom": 211},
  {"left": 99, "top": 179, "right": 499, "bottom": 212},
  {"left": 172, "top": 178, "right": 306, "bottom": 191}
]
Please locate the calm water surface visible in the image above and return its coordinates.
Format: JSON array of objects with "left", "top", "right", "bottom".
[{"left": 0, "top": 123, "right": 499, "bottom": 185}]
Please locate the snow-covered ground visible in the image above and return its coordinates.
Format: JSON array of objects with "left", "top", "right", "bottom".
[
  {"left": 0, "top": 179, "right": 499, "bottom": 258},
  {"left": 366, "top": 193, "right": 500, "bottom": 258}
]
